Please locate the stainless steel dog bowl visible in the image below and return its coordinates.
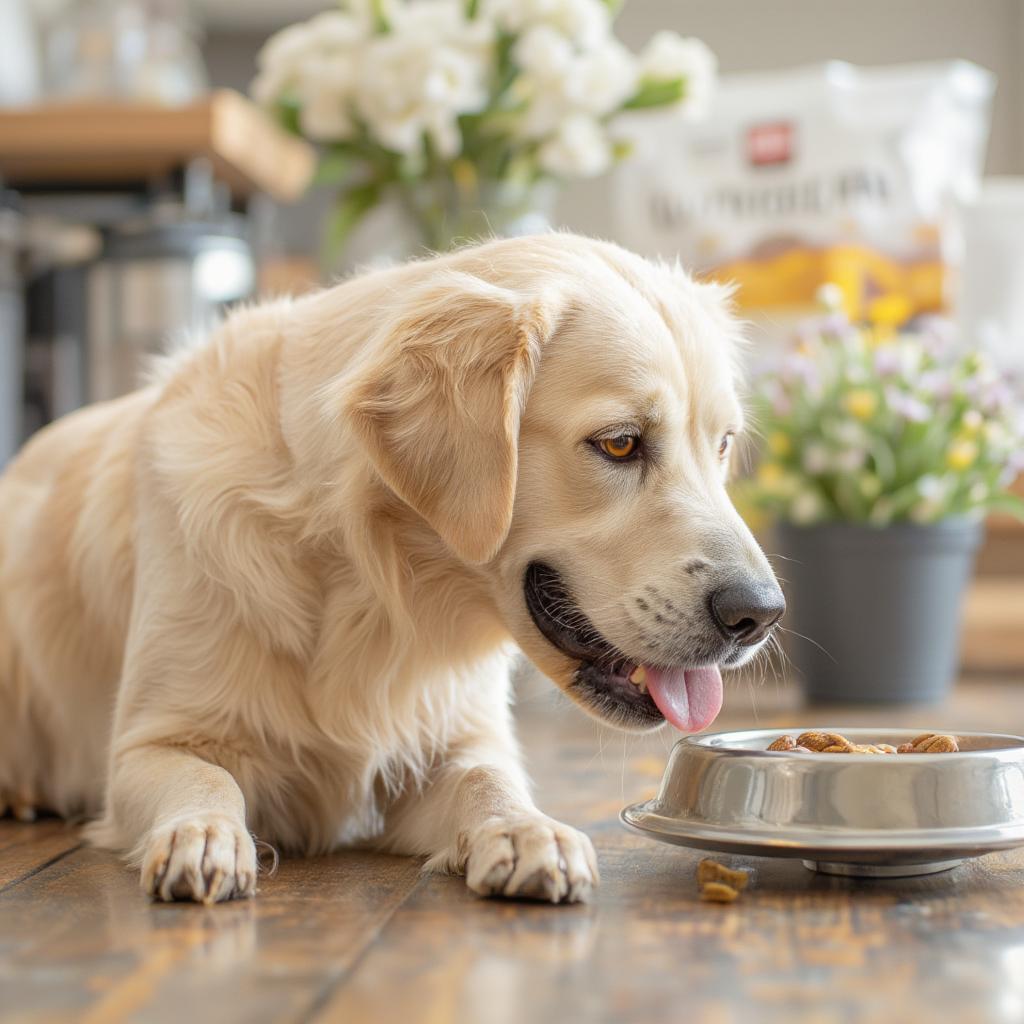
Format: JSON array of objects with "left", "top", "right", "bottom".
[{"left": 622, "top": 728, "right": 1024, "bottom": 877}]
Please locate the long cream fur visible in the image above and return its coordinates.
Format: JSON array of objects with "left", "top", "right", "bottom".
[{"left": 0, "top": 233, "right": 770, "bottom": 904}]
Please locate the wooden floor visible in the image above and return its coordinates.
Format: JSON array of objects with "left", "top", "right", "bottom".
[{"left": 4, "top": 675, "right": 1024, "bottom": 1024}]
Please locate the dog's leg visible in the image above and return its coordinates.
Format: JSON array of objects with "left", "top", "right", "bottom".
[
  {"left": 88, "top": 743, "right": 257, "bottom": 904},
  {"left": 381, "top": 742, "right": 599, "bottom": 904}
]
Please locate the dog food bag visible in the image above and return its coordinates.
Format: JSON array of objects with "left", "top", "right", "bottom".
[{"left": 612, "top": 60, "right": 994, "bottom": 341}]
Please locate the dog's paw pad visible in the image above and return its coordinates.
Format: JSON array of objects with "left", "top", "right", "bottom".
[
  {"left": 140, "top": 814, "right": 258, "bottom": 904},
  {"left": 463, "top": 814, "right": 598, "bottom": 904}
]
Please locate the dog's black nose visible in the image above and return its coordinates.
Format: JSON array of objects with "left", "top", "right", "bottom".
[{"left": 710, "top": 582, "right": 785, "bottom": 645}]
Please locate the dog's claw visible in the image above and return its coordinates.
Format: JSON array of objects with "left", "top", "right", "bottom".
[
  {"left": 140, "top": 815, "right": 257, "bottom": 904},
  {"left": 463, "top": 814, "right": 598, "bottom": 904}
]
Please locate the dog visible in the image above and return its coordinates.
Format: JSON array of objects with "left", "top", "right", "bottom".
[{"left": 0, "top": 233, "right": 783, "bottom": 904}]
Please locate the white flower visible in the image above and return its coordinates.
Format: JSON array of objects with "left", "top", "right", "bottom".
[
  {"left": 962, "top": 409, "right": 983, "bottom": 433},
  {"left": 911, "top": 474, "right": 954, "bottom": 521},
  {"left": 513, "top": 25, "right": 574, "bottom": 79},
  {"left": 252, "top": 9, "right": 368, "bottom": 141},
  {"left": 564, "top": 40, "right": 637, "bottom": 116},
  {"left": 831, "top": 420, "right": 865, "bottom": 447},
  {"left": 816, "top": 282, "right": 845, "bottom": 312},
  {"left": 789, "top": 489, "right": 824, "bottom": 525},
  {"left": 638, "top": 31, "right": 717, "bottom": 117},
  {"left": 305, "top": 10, "right": 368, "bottom": 48},
  {"left": 515, "top": 36, "right": 636, "bottom": 138},
  {"left": 487, "top": 0, "right": 611, "bottom": 49},
  {"left": 256, "top": 22, "right": 317, "bottom": 75},
  {"left": 802, "top": 443, "right": 830, "bottom": 475},
  {"left": 538, "top": 114, "right": 612, "bottom": 177},
  {"left": 355, "top": 3, "right": 492, "bottom": 158},
  {"left": 834, "top": 447, "right": 866, "bottom": 473}
]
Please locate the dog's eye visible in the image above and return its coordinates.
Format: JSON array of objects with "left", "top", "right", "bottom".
[
  {"left": 718, "top": 432, "right": 735, "bottom": 459},
  {"left": 598, "top": 435, "right": 640, "bottom": 460}
]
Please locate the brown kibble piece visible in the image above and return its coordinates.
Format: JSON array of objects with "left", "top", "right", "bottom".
[
  {"left": 697, "top": 858, "right": 749, "bottom": 891},
  {"left": 769, "top": 730, "right": 958, "bottom": 753},
  {"left": 700, "top": 881, "right": 740, "bottom": 903},
  {"left": 797, "top": 731, "right": 856, "bottom": 752},
  {"left": 898, "top": 733, "right": 959, "bottom": 753}
]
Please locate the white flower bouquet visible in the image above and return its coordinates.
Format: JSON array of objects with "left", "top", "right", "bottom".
[
  {"left": 742, "top": 292, "right": 1024, "bottom": 527},
  {"left": 251, "top": 0, "right": 715, "bottom": 252}
]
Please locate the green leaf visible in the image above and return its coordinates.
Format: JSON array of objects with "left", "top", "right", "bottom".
[
  {"left": 274, "top": 98, "right": 302, "bottom": 136},
  {"left": 623, "top": 78, "right": 686, "bottom": 110},
  {"left": 371, "top": 0, "right": 390, "bottom": 33},
  {"left": 465, "top": 0, "right": 479, "bottom": 17},
  {"left": 322, "top": 183, "right": 380, "bottom": 264},
  {"left": 312, "top": 149, "right": 355, "bottom": 187}
]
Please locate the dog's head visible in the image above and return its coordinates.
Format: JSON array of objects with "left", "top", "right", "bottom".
[{"left": 348, "top": 235, "right": 784, "bottom": 733}]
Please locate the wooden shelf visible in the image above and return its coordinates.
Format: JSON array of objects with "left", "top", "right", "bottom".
[{"left": 0, "top": 90, "right": 316, "bottom": 202}]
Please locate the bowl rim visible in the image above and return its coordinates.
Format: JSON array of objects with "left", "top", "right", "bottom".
[
  {"left": 689, "top": 726, "right": 1024, "bottom": 757},
  {"left": 620, "top": 803, "right": 1024, "bottom": 857}
]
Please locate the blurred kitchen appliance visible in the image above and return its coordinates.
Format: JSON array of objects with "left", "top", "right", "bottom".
[
  {"left": 0, "top": 193, "right": 24, "bottom": 467},
  {"left": 958, "top": 178, "right": 1024, "bottom": 373},
  {"left": 22, "top": 224, "right": 95, "bottom": 436},
  {"left": 45, "top": 0, "right": 206, "bottom": 105},
  {"left": 86, "top": 214, "right": 254, "bottom": 401}
]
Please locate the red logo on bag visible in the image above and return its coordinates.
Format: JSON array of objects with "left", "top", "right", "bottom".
[{"left": 747, "top": 122, "right": 794, "bottom": 166}]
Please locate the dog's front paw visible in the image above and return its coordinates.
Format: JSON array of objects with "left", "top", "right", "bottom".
[
  {"left": 463, "top": 814, "right": 598, "bottom": 904},
  {"left": 140, "top": 814, "right": 258, "bottom": 904}
]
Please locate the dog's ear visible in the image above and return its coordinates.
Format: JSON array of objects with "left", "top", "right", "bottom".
[{"left": 347, "top": 271, "right": 558, "bottom": 564}]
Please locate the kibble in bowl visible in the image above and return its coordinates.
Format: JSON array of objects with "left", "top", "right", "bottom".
[{"left": 768, "top": 730, "right": 958, "bottom": 754}]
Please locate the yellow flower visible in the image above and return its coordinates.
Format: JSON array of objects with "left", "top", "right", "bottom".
[
  {"left": 767, "top": 431, "right": 792, "bottom": 457},
  {"left": 946, "top": 439, "right": 979, "bottom": 471},
  {"left": 757, "top": 461, "right": 785, "bottom": 488},
  {"left": 843, "top": 389, "right": 878, "bottom": 421}
]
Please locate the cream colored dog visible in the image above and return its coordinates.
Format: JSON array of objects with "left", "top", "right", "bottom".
[{"left": 0, "top": 233, "right": 783, "bottom": 904}]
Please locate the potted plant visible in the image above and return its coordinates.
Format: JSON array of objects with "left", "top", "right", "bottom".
[
  {"left": 740, "top": 290, "right": 1024, "bottom": 704},
  {"left": 250, "top": 0, "right": 715, "bottom": 260}
]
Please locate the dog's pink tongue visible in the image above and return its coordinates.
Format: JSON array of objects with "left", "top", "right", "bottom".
[{"left": 644, "top": 665, "right": 723, "bottom": 733}]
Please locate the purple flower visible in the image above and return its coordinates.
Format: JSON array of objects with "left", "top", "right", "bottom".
[
  {"left": 916, "top": 316, "right": 958, "bottom": 358},
  {"left": 874, "top": 347, "right": 902, "bottom": 377},
  {"left": 885, "top": 387, "right": 930, "bottom": 422},
  {"left": 779, "top": 354, "right": 821, "bottom": 391},
  {"left": 918, "top": 369, "right": 954, "bottom": 400},
  {"left": 820, "top": 312, "right": 855, "bottom": 339}
]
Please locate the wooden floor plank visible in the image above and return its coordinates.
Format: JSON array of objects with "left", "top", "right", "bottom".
[
  {"left": 0, "top": 820, "right": 82, "bottom": 891},
  {"left": 313, "top": 843, "right": 1024, "bottom": 1024},
  {"left": 3, "top": 677, "right": 1024, "bottom": 1023},
  {"left": 316, "top": 679, "right": 1024, "bottom": 1024},
  {"left": 0, "top": 842, "right": 423, "bottom": 1023}
]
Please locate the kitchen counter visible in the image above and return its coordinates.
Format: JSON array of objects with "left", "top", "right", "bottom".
[{"left": 3, "top": 674, "right": 1024, "bottom": 1023}]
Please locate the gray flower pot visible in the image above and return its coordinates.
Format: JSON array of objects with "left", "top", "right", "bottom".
[{"left": 775, "top": 520, "right": 983, "bottom": 705}]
